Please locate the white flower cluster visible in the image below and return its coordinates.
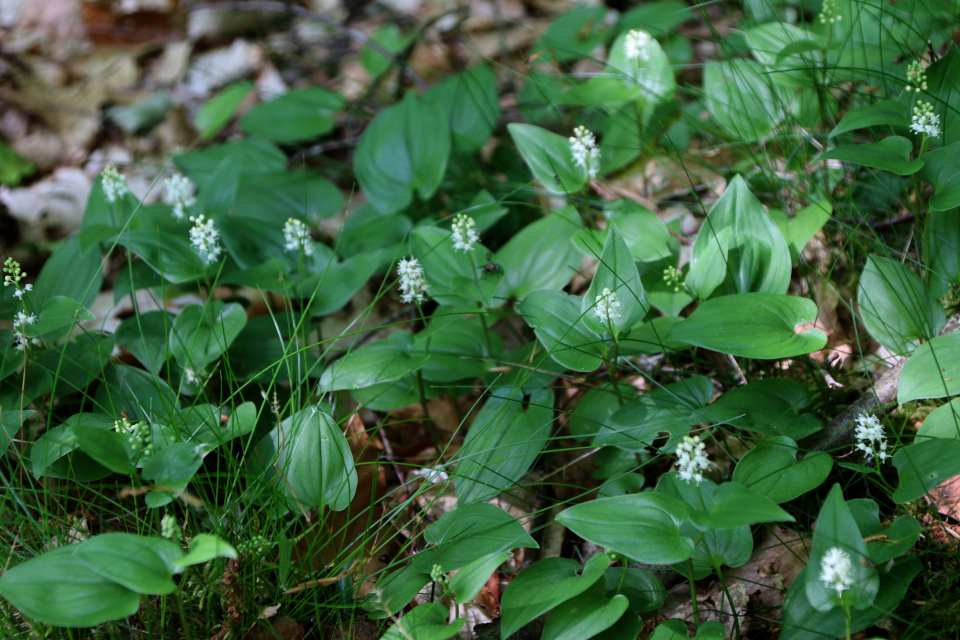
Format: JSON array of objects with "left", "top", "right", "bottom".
[
  {"left": 818, "top": 0, "right": 841, "bottom": 23},
  {"left": 570, "top": 125, "right": 600, "bottom": 179},
  {"left": 594, "top": 287, "right": 622, "bottom": 322},
  {"left": 5, "top": 258, "right": 39, "bottom": 350},
  {"left": 905, "top": 61, "right": 928, "bottom": 92},
  {"left": 189, "top": 215, "right": 223, "bottom": 264},
  {"left": 910, "top": 101, "right": 940, "bottom": 138},
  {"left": 675, "top": 434, "right": 710, "bottom": 484},
  {"left": 183, "top": 367, "right": 205, "bottom": 388},
  {"left": 101, "top": 166, "right": 131, "bottom": 204},
  {"left": 451, "top": 213, "right": 479, "bottom": 252},
  {"left": 853, "top": 413, "right": 889, "bottom": 463},
  {"left": 398, "top": 257, "right": 429, "bottom": 304},
  {"left": 12, "top": 310, "right": 40, "bottom": 351},
  {"left": 624, "top": 29, "right": 653, "bottom": 62},
  {"left": 160, "top": 513, "right": 179, "bottom": 541},
  {"left": 114, "top": 418, "right": 155, "bottom": 458},
  {"left": 283, "top": 218, "right": 314, "bottom": 256},
  {"left": 819, "top": 547, "right": 853, "bottom": 597},
  {"left": 163, "top": 173, "right": 196, "bottom": 221}
]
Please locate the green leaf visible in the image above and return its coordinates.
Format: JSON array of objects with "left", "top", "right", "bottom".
[
  {"left": 174, "top": 534, "right": 238, "bottom": 568},
  {"left": 361, "top": 24, "right": 409, "bottom": 79},
  {"left": 240, "top": 87, "right": 342, "bottom": 143},
  {"left": 744, "top": 23, "right": 823, "bottom": 88},
  {"left": 648, "top": 620, "right": 689, "bottom": 640},
  {"left": 0, "top": 140, "right": 36, "bottom": 185},
  {"left": 830, "top": 99, "right": 910, "bottom": 138},
  {"left": 898, "top": 332, "right": 960, "bottom": 402},
  {"left": 500, "top": 554, "right": 610, "bottom": 639},
  {"left": 195, "top": 81, "right": 254, "bottom": 139},
  {"left": 816, "top": 136, "right": 924, "bottom": 175},
  {"left": 411, "top": 503, "right": 538, "bottom": 573},
  {"left": 414, "top": 314, "right": 503, "bottom": 382},
  {"left": 508, "top": 123, "right": 586, "bottom": 195},
  {"left": 495, "top": 207, "right": 585, "bottom": 299},
  {"left": 532, "top": 5, "right": 609, "bottom": 63},
  {"left": 256, "top": 407, "right": 357, "bottom": 512},
  {"left": 115, "top": 311, "right": 173, "bottom": 375},
  {"left": 858, "top": 255, "right": 944, "bottom": 354},
  {"left": 424, "top": 65, "right": 500, "bottom": 152},
  {"left": 666, "top": 293, "right": 827, "bottom": 358},
  {"left": 381, "top": 603, "right": 464, "bottom": 640},
  {"left": 141, "top": 442, "right": 205, "bottom": 506},
  {"left": 354, "top": 91, "right": 450, "bottom": 214},
  {"left": 32, "top": 236, "right": 103, "bottom": 310},
  {"left": 616, "top": 1, "right": 690, "bottom": 37},
  {"left": 581, "top": 224, "right": 648, "bottom": 337},
  {"left": 917, "top": 398, "right": 960, "bottom": 439},
  {"left": 577, "top": 28, "right": 674, "bottom": 114},
  {"left": 169, "top": 302, "right": 246, "bottom": 372},
  {"left": 601, "top": 568, "right": 665, "bottom": 612},
  {"left": 699, "top": 378, "right": 823, "bottom": 440},
  {"left": 24, "top": 296, "right": 95, "bottom": 339},
  {"left": 75, "top": 534, "right": 179, "bottom": 595},
  {"left": 733, "top": 436, "right": 832, "bottom": 503},
  {"left": 71, "top": 425, "right": 135, "bottom": 475},
  {"left": 0, "top": 546, "right": 140, "bottom": 627},
  {"left": 918, "top": 142, "right": 960, "bottom": 211},
  {"left": 805, "top": 485, "right": 879, "bottom": 612},
  {"left": 926, "top": 208, "right": 960, "bottom": 297},
  {"left": 690, "top": 175, "right": 791, "bottom": 296},
  {"left": 518, "top": 289, "right": 604, "bottom": 372},
  {"left": 556, "top": 493, "right": 694, "bottom": 565},
  {"left": 0, "top": 408, "right": 35, "bottom": 451},
  {"left": 94, "top": 364, "right": 179, "bottom": 423},
  {"left": 363, "top": 565, "right": 431, "bottom": 620},
  {"left": 410, "top": 226, "right": 496, "bottom": 306},
  {"left": 448, "top": 551, "right": 511, "bottom": 606},
  {"left": 116, "top": 229, "right": 206, "bottom": 283},
  {"left": 28, "top": 413, "right": 113, "bottom": 480},
  {"left": 456, "top": 388, "right": 554, "bottom": 504},
  {"left": 687, "top": 482, "right": 795, "bottom": 530},
  {"left": 319, "top": 331, "right": 427, "bottom": 393},
  {"left": 105, "top": 92, "right": 172, "bottom": 134},
  {"left": 541, "top": 581, "right": 629, "bottom": 640},
  {"left": 703, "top": 60, "right": 782, "bottom": 142},
  {"left": 769, "top": 200, "right": 832, "bottom": 264},
  {"left": 602, "top": 200, "right": 672, "bottom": 262},
  {"left": 892, "top": 439, "right": 960, "bottom": 503}
]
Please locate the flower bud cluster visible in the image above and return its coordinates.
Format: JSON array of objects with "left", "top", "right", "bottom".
[
  {"left": 115, "top": 418, "right": 155, "bottom": 459},
  {"left": 910, "top": 101, "right": 941, "bottom": 138}
]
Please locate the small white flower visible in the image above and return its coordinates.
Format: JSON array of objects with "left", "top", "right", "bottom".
[
  {"left": 408, "top": 467, "right": 449, "bottom": 484},
  {"left": 161, "top": 513, "right": 179, "bottom": 541},
  {"left": 13, "top": 284, "right": 32, "bottom": 299},
  {"left": 910, "top": 101, "right": 940, "bottom": 138},
  {"left": 13, "top": 332, "right": 27, "bottom": 351},
  {"left": 853, "top": 414, "right": 889, "bottom": 463},
  {"left": 397, "top": 257, "right": 429, "bottom": 304},
  {"left": 101, "top": 166, "right": 131, "bottom": 204},
  {"left": 451, "top": 213, "right": 480, "bottom": 252},
  {"left": 163, "top": 173, "right": 196, "bottom": 221},
  {"left": 675, "top": 434, "right": 709, "bottom": 484},
  {"left": 594, "top": 287, "right": 622, "bottom": 323},
  {"left": 624, "top": 29, "right": 653, "bottom": 62},
  {"left": 283, "top": 218, "right": 314, "bottom": 256},
  {"left": 13, "top": 311, "right": 37, "bottom": 328},
  {"left": 570, "top": 125, "right": 601, "bottom": 179},
  {"left": 183, "top": 367, "right": 201, "bottom": 386},
  {"left": 189, "top": 215, "right": 223, "bottom": 264},
  {"left": 819, "top": 547, "right": 853, "bottom": 597},
  {"left": 905, "top": 60, "right": 928, "bottom": 92}
]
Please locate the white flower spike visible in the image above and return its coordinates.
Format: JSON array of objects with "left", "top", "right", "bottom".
[
  {"left": 624, "top": 30, "right": 653, "bottom": 62},
  {"left": 283, "top": 218, "right": 314, "bottom": 256},
  {"left": 189, "top": 215, "right": 223, "bottom": 264},
  {"left": 594, "top": 287, "right": 622, "bottom": 323},
  {"left": 101, "top": 166, "right": 131, "bottom": 204},
  {"left": 675, "top": 434, "right": 710, "bottom": 484},
  {"left": 451, "top": 213, "right": 480, "bottom": 252},
  {"left": 910, "top": 101, "right": 940, "bottom": 138},
  {"left": 397, "top": 257, "right": 429, "bottom": 304},
  {"left": 570, "top": 125, "right": 600, "bottom": 179},
  {"left": 819, "top": 547, "right": 853, "bottom": 597},
  {"left": 853, "top": 414, "right": 889, "bottom": 464},
  {"left": 163, "top": 173, "right": 196, "bottom": 221}
]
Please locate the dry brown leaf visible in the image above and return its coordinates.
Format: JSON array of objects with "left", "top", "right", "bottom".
[{"left": 242, "top": 617, "right": 305, "bottom": 640}]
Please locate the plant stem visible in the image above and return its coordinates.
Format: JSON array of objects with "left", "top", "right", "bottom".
[{"left": 687, "top": 558, "right": 700, "bottom": 627}]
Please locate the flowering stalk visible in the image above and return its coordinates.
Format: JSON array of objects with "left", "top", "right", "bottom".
[
  {"left": 164, "top": 173, "right": 196, "bottom": 221},
  {"left": 570, "top": 126, "right": 600, "bottom": 180},
  {"left": 189, "top": 215, "right": 224, "bottom": 265},
  {"left": 100, "top": 166, "right": 131, "bottom": 204},
  {"left": 675, "top": 434, "right": 710, "bottom": 484},
  {"left": 853, "top": 414, "right": 889, "bottom": 465}
]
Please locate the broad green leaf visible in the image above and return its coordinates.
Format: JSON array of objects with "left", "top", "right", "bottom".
[
  {"left": 115, "top": 311, "right": 173, "bottom": 375},
  {"left": 892, "top": 438, "right": 960, "bottom": 503},
  {"left": 805, "top": 485, "right": 879, "bottom": 612},
  {"left": 703, "top": 60, "right": 782, "bottom": 142},
  {"left": 918, "top": 398, "right": 960, "bottom": 439},
  {"left": 700, "top": 378, "right": 823, "bottom": 440},
  {"left": 240, "top": 87, "right": 342, "bottom": 142},
  {"left": 556, "top": 493, "right": 694, "bottom": 565},
  {"left": 456, "top": 387, "right": 553, "bottom": 504},
  {"left": 518, "top": 289, "right": 604, "bottom": 372},
  {"left": 448, "top": 551, "right": 511, "bottom": 606},
  {"left": 541, "top": 581, "right": 629, "bottom": 640},
  {"left": 381, "top": 602, "right": 464, "bottom": 640},
  {"left": 690, "top": 175, "right": 791, "bottom": 296},
  {"left": 601, "top": 568, "right": 665, "bottom": 612},
  {"left": 414, "top": 315, "right": 503, "bottom": 382},
  {"left": 500, "top": 554, "right": 610, "bottom": 639},
  {"left": 568, "top": 385, "right": 626, "bottom": 440},
  {"left": 918, "top": 142, "right": 960, "bottom": 211},
  {"left": 195, "top": 81, "right": 254, "bottom": 139},
  {"left": 858, "top": 255, "right": 944, "bottom": 354},
  {"left": 532, "top": 5, "right": 609, "bottom": 63},
  {"left": 848, "top": 500, "right": 921, "bottom": 565},
  {"left": 318, "top": 331, "right": 427, "bottom": 393},
  {"left": 174, "top": 137, "right": 286, "bottom": 187},
  {"left": 0, "top": 408, "right": 35, "bottom": 451},
  {"left": 616, "top": 1, "right": 691, "bottom": 36},
  {"left": 0, "top": 140, "right": 35, "bottom": 185},
  {"left": 354, "top": 91, "right": 450, "bottom": 214},
  {"left": 257, "top": 407, "right": 357, "bottom": 512},
  {"left": 424, "top": 65, "right": 500, "bottom": 152},
  {"left": 744, "top": 23, "right": 823, "bottom": 87},
  {"left": 508, "top": 123, "right": 586, "bottom": 195},
  {"left": 71, "top": 425, "right": 135, "bottom": 475},
  {"left": 363, "top": 565, "right": 431, "bottom": 620},
  {"left": 648, "top": 620, "right": 689, "bottom": 640},
  {"left": 24, "top": 296, "right": 95, "bottom": 339},
  {"left": 769, "top": 200, "right": 832, "bottom": 264},
  {"left": 0, "top": 546, "right": 140, "bottom": 628},
  {"left": 597, "top": 199, "right": 672, "bottom": 262},
  {"left": 28, "top": 413, "right": 114, "bottom": 480},
  {"left": 898, "top": 332, "right": 960, "bottom": 402},
  {"left": 666, "top": 293, "right": 827, "bottom": 358},
  {"left": 829, "top": 99, "right": 910, "bottom": 138},
  {"left": 918, "top": 44, "right": 960, "bottom": 144},
  {"left": 495, "top": 207, "right": 584, "bottom": 299},
  {"left": 116, "top": 229, "right": 207, "bottom": 283},
  {"left": 76, "top": 534, "right": 179, "bottom": 595},
  {"left": 94, "top": 364, "right": 179, "bottom": 423},
  {"left": 577, "top": 28, "right": 674, "bottom": 114},
  {"left": 411, "top": 503, "right": 537, "bottom": 573},
  {"left": 105, "top": 92, "right": 171, "bottom": 134},
  {"left": 233, "top": 170, "right": 343, "bottom": 221},
  {"left": 174, "top": 534, "right": 238, "bottom": 568},
  {"left": 410, "top": 226, "right": 497, "bottom": 306},
  {"left": 581, "top": 224, "right": 648, "bottom": 337},
  {"left": 338, "top": 204, "right": 412, "bottom": 261},
  {"left": 33, "top": 332, "right": 113, "bottom": 396},
  {"left": 169, "top": 302, "right": 246, "bottom": 372},
  {"left": 926, "top": 208, "right": 960, "bottom": 297},
  {"left": 618, "top": 317, "right": 691, "bottom": 354},
  {"left": 141, "top": 442, "right": 205, "bottom": 507},
  {"left": 32, "top": 236, "right": 103, "bottom": 310},
  {"left": 686, "top": 482, "right": 795, "bottom": 530},
  {"left": 361, "top": 24, "right": 409, "bottom": 79},
  {"left": 816, "top": 136, "right": 924, "bottom": 175},
  {"left": 733, "top": 436, "right": 832, "bottom": 503},
  {"left": 685, "top": 227, "right": 729, "bottom": 301}
]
